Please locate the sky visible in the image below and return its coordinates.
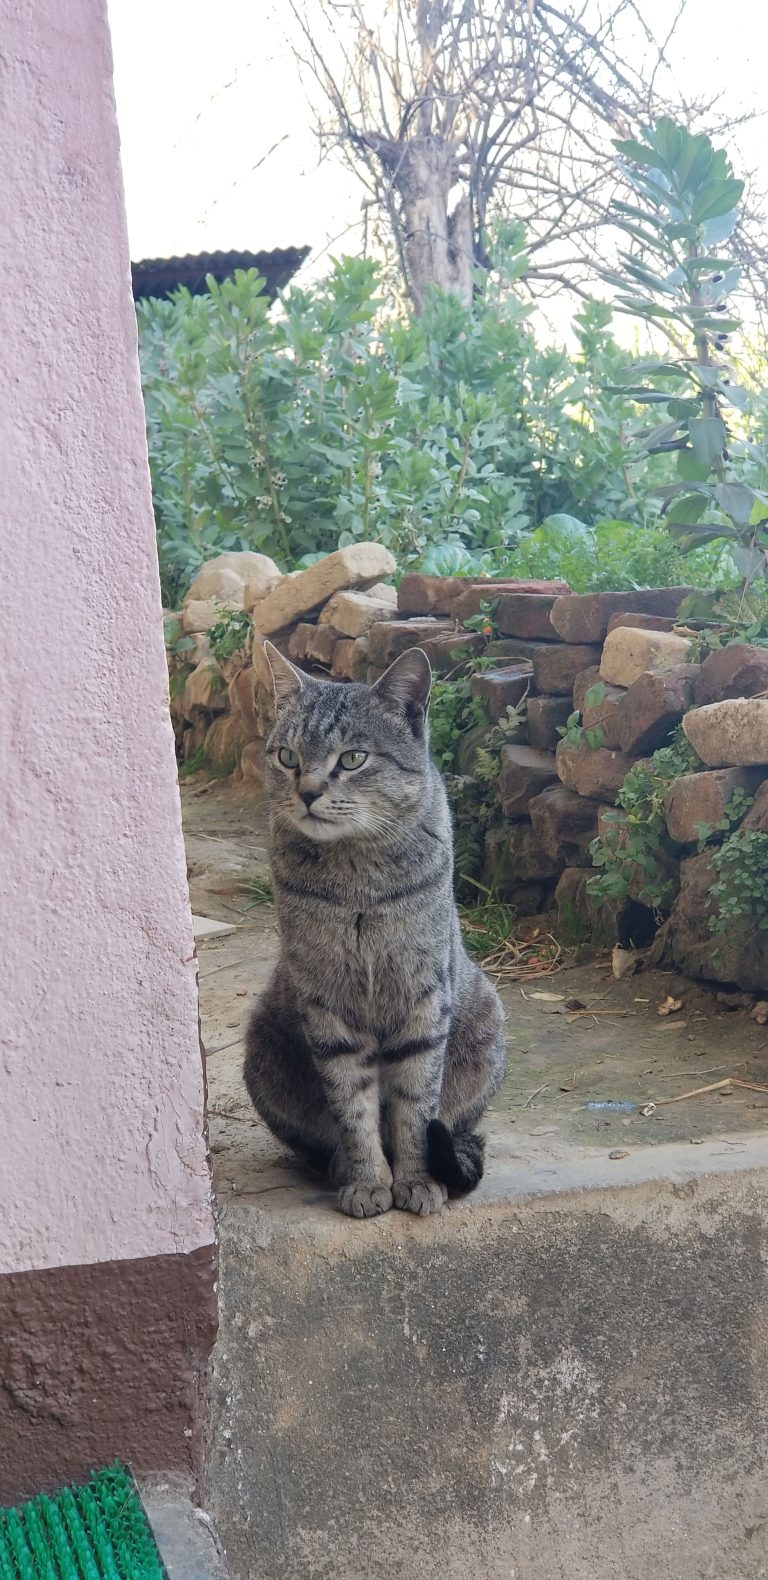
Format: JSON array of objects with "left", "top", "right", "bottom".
[{"left": 107, "top": 0, "right": 766, "bottom": 293}]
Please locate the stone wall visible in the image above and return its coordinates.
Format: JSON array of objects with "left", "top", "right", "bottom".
[{"left": 166, "top": 550, "right": 768, "bottom": 992}]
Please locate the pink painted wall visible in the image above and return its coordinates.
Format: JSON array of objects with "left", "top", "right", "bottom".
[{"left": 0, "top": 0, "right": 215, "bottom": 1274}]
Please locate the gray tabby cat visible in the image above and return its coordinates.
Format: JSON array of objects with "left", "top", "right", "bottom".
[{"left": 244, "top": 642, "right": 506, "bottom": 1218}]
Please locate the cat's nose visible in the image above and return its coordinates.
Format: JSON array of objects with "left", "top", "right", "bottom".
[{"left": 299, "top": 786, "right": 323, "bottom": 808}]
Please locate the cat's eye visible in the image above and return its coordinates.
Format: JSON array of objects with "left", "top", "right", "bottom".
[
  {"left": 278, "top": 746, "right": 299, "bottom": 769},
  {"left": 338, "top": 750, "right": 368, "bottom": 771}
]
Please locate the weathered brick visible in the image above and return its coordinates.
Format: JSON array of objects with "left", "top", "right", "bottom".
[
  {"left": 556, "top": 741, "right": 644, "bottom": 801},
  {"left": 498, "top": 744, "right": 558, "bottom": 818},
  {"left": 287, "top": 622, "right": 316, "bottom": 662},
  {"left": 470, "top": 664, "right": 533, "bottom": 721},
  {"left": 669, "top": 851, "right": 768, "bottom": 990},
  {"left": 550, "top": 587, "right": 692, "bottom": 643},
  {"left": 483, "top": 821, "right": 561, "bottom": 887},
  {"left": 573, "top": 666, "right": 601, "bottom": 712},
  {"left": 183, "top": 661, "right": 227, "bottom": 718},
  {"left": 555, "top": 867, "right": 624, "bottom": 947},
  {"left": 366, "top": 664, "right": 387, "bottom": 685},
  {"left": 331, "top": 638, "right": 357, "bottom": 678},
  {"left": 694, "top": 643, "right": 768, "bottom": 705},
  {"left": 533, "top": 643, "right": 601, "bottom": 696},
  {"left": 616, "top": 664, "right": 699, "bottom": 755},
  {"left": 396, "top": 574, "right": 463, "bottom": 615},
  {"left": 350, "top": 637, "right": 371, "bottom": 681},
  {"left": 600, "top": 626, "right": 694, "bottom": 687},
  {"left": 451, "top": 579, "right": 569, "bottom": 623},
  {"left": 420, "top": 632, "right": 486, "bottom": 673},
  {"left": 495, "top": 593, "right": 559, "bottom": 639},
  {"left": 319, "top": 589, "right": 399, "bottom": 637},
  {"left": 527, "top": 695, "right": 573, "bottom": 752},
  {"left": 529, "top": 785, "right": 603, "bottom": 862},
  {"left": 255, "top": 543, "right": 396, "bottom": 634},
  {"left": 741, "top": 779, "right": 768, "bottom": 832},
  {"left": 683, "top": 698, "right": 768, "bottom": 767},
  {"left": 304, "top": 625, "right": 338, "bottom": 666},
  {"left": 482, "top": 826, "right": 557, "bottom": 911},
  {"left": 664, "top": 768, "right": 766, "bottom": 844},
  {"left": 581, "top": 680, "right": 625, "bottom": 751},
  {"left": 606, "top": 611, "right": 678, "bottom": 635},
  {"left": 367, "top": 618, "right": 452, "bottom": 666}
]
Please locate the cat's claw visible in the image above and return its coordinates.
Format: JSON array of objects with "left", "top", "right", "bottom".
[
  {"left": 393, "top": 1176, "right": 448, "bottom": 1216},
  {"left": 338, "top": 1181, "right": 394, "bottom": 1218}
]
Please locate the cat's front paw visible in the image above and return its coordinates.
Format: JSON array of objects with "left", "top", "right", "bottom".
[
  {"left": 393, "top": 1176, "right": 448, "bottom": 1216},
  {"left": 337, "top": 1180, "right": 394, "bottom": 1218}
]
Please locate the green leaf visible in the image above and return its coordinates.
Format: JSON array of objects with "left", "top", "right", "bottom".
[
  {"left": 583, "top": 682, "right": 606, "bottom": 710},
  {"left": 688, "top": 417, "right": 727, "bottom": 469},
  {"left": 677, "top": 449, "right": 711, "bottom": 482},
  {"left": 692, "top": 179, "right": 744, "bottom": 224},
  {"left": 714, "top": 482, "right": 756, "bottom": 526}
]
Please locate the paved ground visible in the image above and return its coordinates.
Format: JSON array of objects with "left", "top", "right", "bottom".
[{"left": 184, "top": 781, "right": 768, "bottom": 1201}]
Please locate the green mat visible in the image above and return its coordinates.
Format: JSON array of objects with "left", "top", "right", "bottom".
[{"left": 0, "top": 1464, "right": 167, "bottom": 1580}]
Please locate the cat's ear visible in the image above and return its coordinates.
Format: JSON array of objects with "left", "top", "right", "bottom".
[
  {"left": 263, "top": 640, "right": 304, "bottom": 707},
  {"left": 372, "top": 647, "right": 431, "bottom": 733}
]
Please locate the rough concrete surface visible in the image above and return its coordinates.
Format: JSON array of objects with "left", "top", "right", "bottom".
[
  {"left": 142, "top": 1479, "right": 232, "bottom": 1579},
  {"left": 186, "top": 785, "right": 768, "bottom": 1580}
]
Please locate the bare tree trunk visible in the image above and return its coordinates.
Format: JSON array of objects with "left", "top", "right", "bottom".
[{"left": 383, "top": 136, "right": 473, "bottom": 311}]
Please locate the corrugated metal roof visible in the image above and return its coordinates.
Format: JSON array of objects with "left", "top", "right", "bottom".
[{"left": 131, "top": 246, "right": 311, "bottom": 302}]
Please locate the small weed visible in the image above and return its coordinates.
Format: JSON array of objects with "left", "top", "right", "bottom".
[
  {"left": 709, "top": 829, "right": 768, "bottom": 938},
  {"left": 460, "top": 879, "right": 516, "bottom": 957},
  {"left": 179, "top": 745, "right": 207, "bottom": 778},
  {"left": 242, "top": 869, "right": 274, "bottom": 908},
  {"left": 208, "top": 608, "right": 252, "bottom": 663}
]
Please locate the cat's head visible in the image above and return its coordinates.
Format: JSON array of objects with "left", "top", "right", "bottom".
[{"left": 262, "top": 642, "right": 432, "bottom": 843}]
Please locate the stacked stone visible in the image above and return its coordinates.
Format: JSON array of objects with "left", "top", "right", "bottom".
[{"left": 464, "top": 584, "right": 694, "bottom": 915}]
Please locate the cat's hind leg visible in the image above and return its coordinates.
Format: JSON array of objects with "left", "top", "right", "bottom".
[
  {"left": 430, "top": 961, "right": 506, "bottom": 1193},
  {"left": 243, "top": 982, "right": 341, "bottom": 1176}
]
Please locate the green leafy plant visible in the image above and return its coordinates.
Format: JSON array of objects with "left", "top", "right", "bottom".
[
  {"left": 589, "top": 733, "right": 700, "bottom": 909},
  {"left": 207, "top": 607, "right": 253, "bottom": 662},
  {"left": 694, "top": 787, "right": 755, "bottom": 851},
  {"left": 606, "top": 117, "right": 768, "bottom": 582},
  {"left": 428, "top": 675, "right": 489, "bottom": 772},
  {"left": 709, "top": 828, "right": 768, "bottom": 937}
]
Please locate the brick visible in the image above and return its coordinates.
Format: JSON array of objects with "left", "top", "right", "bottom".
[
  {"left": 482, "top": 826, "right": 557, "bottom": 910},
  {"left": 183, "top": 661, "right": 227, "bottom": 718},
  {"left": 664, "top": 768, "right": 766, "bottom": 844},
  {"left": 554, "top": 867, "right": 624, "bottom": 947},
  {"left": 470, "top": 664, "right": 533, "bottom": 721},
  {"left": 669, "top": 851, "right": 768, "bottom": 991},
  {"left": 287, "top": 622, "right": 316, "bottom": 662},
  {"left": 533, "top": 643, "right": 601, "bottom": 696},
  {"left": 600, "top": 627, "right": 695, "bottom": 687},
  {"left": 694, "top": 643, "right": 768, "bottom": 705},
  {"left": 529, "top": 785, "right": 603, "bottom": 862},
  {"left": 451, "top": 580, "right": 568, "bottom": 623},
  {"left": 486, "top": 639, "right": 536, "bottom": 661},
  {"left": 420, "top": 632, "right": 486, "bottom": 673},
  {"left": 527, "top": 696, "right": 572, "bottom": 751},
  {"left": 483, "top": 821, "right": 561, "bottom": 887},
  {"left": 254, "top": 543, "right": 396, "bottom": 634},
  {"left": 556, "top": 741, "right": 644, "bottom": 801},
  {"left": 350, "top": 637, "right": 371, "bottom": 681},
  {"left": 366, "top": 664, "right": 386, "bottom": 685},
  {"left": 319, "top": 589, "right": 399, "bottom": 638},
  {"left": 494, "top": 593, "right": 559, "bottom": 639},
  {"left": 683, "top": 698, "right": 768, "bottom": 767},
  {"left": 367, "top": 618, "right": 452, "bottom": 666},
  {"left": 304, "top": 625, "right": 338, "bottom": 666},
  {"left": 606, "top": 611, "right": 678, "bottom": 635},
  {"left": 498, "top": 745, "right": 558, "bottom": 818},
  {"left": 616, "top": 664, "right": 699, "bottom": 755},
  {"left": 550, "top": 587, "right": 692, "bottom": 643},
  {"left": 227, "top": 667, "right": 261, "bottom": 738},
  {"left": 573, "top": 666, "right": 601, "bottom": 712},
  {"left": 397, "top": 574, "right": 463, "bottom": 615},
  {"left": 741, "top": 780, "right": 768, "bottom": 832},
  {"left": 331, "top": 638, "right": 357, "bottom": 678},
  {"left": 581, "top": 680, "right": 625, "bottom": 751}
]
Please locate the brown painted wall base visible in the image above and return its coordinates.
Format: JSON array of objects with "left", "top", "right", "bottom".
[{"left": 0, "top": 1244, "right": 218, "bottom": 1504}]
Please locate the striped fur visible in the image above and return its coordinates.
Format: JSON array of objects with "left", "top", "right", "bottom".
[{"left": 244, "top": 645, "right": 506, "bottom": 1218}]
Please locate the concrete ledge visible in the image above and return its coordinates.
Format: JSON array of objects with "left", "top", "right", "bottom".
[{"left": 209, "top": 1142, "right": 768, "bottom": 1580}]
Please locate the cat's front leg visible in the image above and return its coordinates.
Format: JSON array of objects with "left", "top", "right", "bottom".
[
  {"left": 313, "top": 1046, "right": 393, "bottom": 1218},
  {"left": 384, "top": 1039, "right": 448, "bottom": 1216}
]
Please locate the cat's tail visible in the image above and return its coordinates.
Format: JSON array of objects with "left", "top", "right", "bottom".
[{"left": 427, "top": 1119, "right": 485, "bottom": 1194}]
